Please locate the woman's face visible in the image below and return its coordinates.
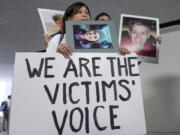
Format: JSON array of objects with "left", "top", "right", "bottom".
[
  {"left": 69, "top": 6, "right": 90, "bottom": 21},
  {"left": 83, "top": 31, "right": 100, "bottom": 42}
]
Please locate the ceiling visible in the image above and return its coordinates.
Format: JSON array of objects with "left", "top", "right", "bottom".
[{"left": 0, "top": 0, "right": 180, "bottom": 73}]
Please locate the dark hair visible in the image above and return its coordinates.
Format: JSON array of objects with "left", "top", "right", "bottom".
[
  {"left": 74, "top": 25, "right": 100, "bottom": 44},
  {"left": 52, "top": 14, "right": 63, "bottom": 22},
  {"left": 62, "top": 2, "right": 91, "bottom": 33},
  {"left": 95, "top": 12, "right": 111, "bottom": 20},
  {"left": 8, "top": 95, "right": 11, "bottom": 99},
  {"left": 128, "top": 19, "right": 155, "bottom": 31}
]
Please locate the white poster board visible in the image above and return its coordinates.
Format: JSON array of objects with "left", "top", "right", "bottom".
[{"left": 9, "top": 53, "right": 146, "bottom": 135}]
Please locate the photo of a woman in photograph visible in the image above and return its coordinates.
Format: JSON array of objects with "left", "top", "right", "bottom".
[{"left": 73, "top": 24, "right": 113, "bottom": 49}]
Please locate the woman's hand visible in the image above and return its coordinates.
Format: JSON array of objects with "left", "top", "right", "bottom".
[
  {"left": 43, "top": 34, "right": 51, "bottom": 45},
  {"left": 57, "top": 43, "right": 73, "bottom": 58},
  {"left": 156, "top": 36, "right": 162, "bottom": 44},
  {"left": 118, "top": 48, "right": 131, "bottom": 56}
]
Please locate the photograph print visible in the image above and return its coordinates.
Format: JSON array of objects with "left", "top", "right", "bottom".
[
  {"left": 119, "top": 14, "right": 159, "bottom": 63},
  {"left": 73, "top": 24, "right": 112, "bottom": 49},
  {"left": 66, "top": 21, "right": 119, "bottom": 52},
  {"left": 38, "top": 8, "right": 64, "bottom": 35}
]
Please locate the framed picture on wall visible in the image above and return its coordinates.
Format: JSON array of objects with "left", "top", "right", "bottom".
[
  {"left": 38, "top": 8, "right": 64, "bottom": 35},
  {"left": 66, "top": 21, "right": 119, "bottom": 52},
  {"left": 119, "top": 14, "right": 160, "bottom": 64}
]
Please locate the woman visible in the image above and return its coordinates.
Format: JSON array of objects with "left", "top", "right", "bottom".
[
  {"left": 73, "top": 24, "right": 112, "bottom": 49},
  {"left": 46, "top": 2, "right": 91, "bottom": 58}
]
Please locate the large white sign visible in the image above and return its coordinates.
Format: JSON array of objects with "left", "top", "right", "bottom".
[{"left": 9, "top": 53, "right": 146, "bottom": 135}]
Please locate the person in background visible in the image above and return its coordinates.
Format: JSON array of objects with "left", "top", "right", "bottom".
[
  {"left": 43, "top": 14, "right": 64, "bottom": 45},
  {"left": 95, "top": 12, "right": 111, "bottom": 21},
  {"left": 0, "top": 95, "right": 11, "bottom": 131},
  {"left": 46, "top": 2, "right": 91, "bottom": 58}
]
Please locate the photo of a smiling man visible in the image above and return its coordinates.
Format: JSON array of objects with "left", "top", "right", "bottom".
[{"left": 119, "top": 14, "right": 159, "bottom": 63}]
